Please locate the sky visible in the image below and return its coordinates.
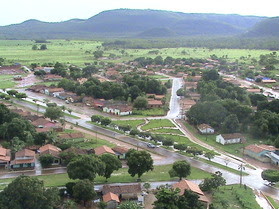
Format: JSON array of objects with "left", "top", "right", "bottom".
[{"left": 0, "top": 0, "right": 278, "bottom": 26}]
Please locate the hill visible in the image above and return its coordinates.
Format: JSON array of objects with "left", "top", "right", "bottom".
[
  {"left": 0, "top": 9, "right": 267, "bottom": 39},
  {"left": 244, "top": 17, "right": 279, "bottom": 37}
]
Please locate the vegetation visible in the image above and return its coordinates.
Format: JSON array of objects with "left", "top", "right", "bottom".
[
  {"left": 141, "top": 119, "right": 175, "bottom": 130},
  {"left": 39, "top": 154, "right": 54, "bottom": 168},
  {"left": 111, "top": 119, "right": 145, "bottom": 129},
  {"left": 99, "top": 154, "right": 122, "bottom": 180},
  {"left": 199, "top": 171, "right": 226, "bottom": 192},
  {"left": 169, "top": 160, "right": 191, "bottom": 180},
  {"left": 261, "top": 169, "right": 279, "bottom": 184}
]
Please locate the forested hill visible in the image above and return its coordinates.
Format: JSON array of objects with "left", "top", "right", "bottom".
[
  {"left": 0, "top": 9, "right": 267, "bottom": 39},
  {"left": 244, "top": 17, "right": 279, "bottom": 37}
]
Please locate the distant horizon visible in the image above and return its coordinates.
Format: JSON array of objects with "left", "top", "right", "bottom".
[{"left": 0, "top": 0, "right": 278, "bottom": 26}]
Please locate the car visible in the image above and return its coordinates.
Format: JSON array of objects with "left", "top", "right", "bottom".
[{"left": 147, "top": 143, "right": 156, "bottom": 148}]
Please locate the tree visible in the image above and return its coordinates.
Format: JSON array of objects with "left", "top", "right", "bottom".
[
  {"left": 32, "top": 45, "right": 38, "bottom": 50},
  {"left": 133, "top": 96, "right": 147, "bottom": 109},
  {"left": 202, "top": 69, "right": 219, "bottom": 81},
  {"left": 118, "top": 201, "right": 143, "bottom": 209},
  {"left": 97, "top": 201, "right": 107, "bottom": 209},
  {"left": 199, "top": 171, "right": 226, "bottom": 192},
  {"left": 204, "top": 151, "right": 215, "bottom": 161},
  {"left": 153, "top": 185, "right": 180, "bottom": 209},
  {"left": 91, "top": 115, "right": 103, "bottom": 123},
  {"left": 0, "top": 175, "right": 59, "bottom": 209},
  {"left": 126, "top": 149, "right": 153, "bottom": 180},
  {"left": 93, "top": 50, "right": 104, "bottom": 59},
  {"left": 67, "top": 155, "right": 105, "bottom": 181},
  {"left": 7, "top": 89, "right": 18, "bottom": 96},
  {"left": 15, "top": 93, "right": 27, "bottom": 99},
  {"left": 100, "top": 154, "right": 122, "bottom": 180},
  {"left": 100, "top": 117, "right": 111, "bottom": 126},
  {"left": 44, "top": 107, "right": 63, "bottom": 121},
  {"left": 73, "top": 179, "right": 96, "bottom": 206},
  {"left": 169, "top": 160, "right": 191, "bottom": 180},
  {"left": 176, "top": 88, "right": 185, "bottom": 96},
  {"left": 39, "top": 154, "right": 54, "bottom": 168},
  {"left": 40, "top": 44, "right": 47, "bottom": 50},
  {"left": 177, "top": 190, "right": 203, "bottom": 209},
  {"left": 222, "top": 114, "right": 239, "bottom": 133},
  {"left": 62, "top": 199, "right": 77, "bottom": 209},
  {"left": 261, "top": 169, "right": 279, "bottom": 184},
  {"left": 59, "top": 151, "right": 77, "bottom": 166}
]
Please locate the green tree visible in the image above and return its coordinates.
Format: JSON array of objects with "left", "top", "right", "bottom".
[
  {"left": 97, "top": 201, "right": 107, "bottom": 209},
  {"left": 39, "top": 154, "right": 54, "bottom": 168},
  {"left": 118, "top": 201, "right": 143, "bottom": 209},
  {"left": 133, "top": 96, "right": 147, "bottom": 109},
  {"left": 169, "top": 160, "right": 191, "bottom": 180},
  {"left": 153, "top": 185, "right": 179, "bottom": 209},
  {"left": 91, "top": 115, "right": 103, "bottom": 123},
  {"left": 126, "top": 149, "right": 153, "bottom": 180},
  {"left": 177, "top": 190, "right": 203, "bottom": 209},
  {"left": 0, "top": 176, "right": 60, "bottom": 209},
  {"left": 59, "top": 151, "right": 77, "bottom": 166},
  {"left": 100, "top": 154, "right": 122, "bottom": 180},
  {"left": 93, "top": 50, "right": 104, "bottom": 59},
  {"left": 222, "top": 114, "right": 239, "bottom": 133},
  {"left": 40, "top": 44, "right": 47, "bottom": 50},
  {"left": 202, "top": 69, "right": 219, "bottom": 81},
  {"left": 44, "top": 107, "right": 63, "bottom": 121},
  {"left": 62, "top": 199, "right": 77, "bottom": 209},
  {"left": 32, "top": 45, "right": 38, "bottom": 50},
  {"left": 7, "top": 89, "right": 18, "bottom": 96},
  {"left": 176, "top": 88, "right": 185, "bottom": 96},
  {"left": 15, "top": 93, "right": 27, "bottom": 99},
  {"left": 199, "top": 171, "right": 226, "bottom": 192},
  {"left": 73, "top": 179, "right": 96, "bottom": 207},
  {"left": 67, "top": 155, "right": 105, "bottom": 181},
  {"left": 100, "top": 117, "right": 111, "bottom": 126},
  {"left": 261, "top": 169, "right": 279, "bottom": 184},
  {"left": 204, "top": 151, "right": 215, "bottom": 161}
]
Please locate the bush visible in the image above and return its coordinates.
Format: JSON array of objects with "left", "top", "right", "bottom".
[
  {"left": 39, "top": 154, "right": 54, "bottom": 168},
  {"left": 130, "top": 129, "right": 140, "bottom": 136},
  {"left": 162, "top": 138, "right": 174, "bottom": 146},
  {"left": 174, "top": 143, "right": 188, "bottom": 151}
]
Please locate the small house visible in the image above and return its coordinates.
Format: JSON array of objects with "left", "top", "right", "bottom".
[
  {"left": 216, "top": 133, "right": 243, "bottom": 145},
  {"left": 103, "top": 192, "right": 120, "bottom": 209},
  {"left": 147, "top": 100, "right": 163, "bottom": 108},
  {"left": 39, "top": 144, "right": 62, "bottom": 165},
  {"left": 112, "top": 146, "right": 129, "bottom": 160},
  {"left": 10, "top": 149, "right": 35, "bottom": 169},
  {"left": 0, "top": 147, "right": 11, "bottom": 168},
  {"left": 94, "top": 146, "right": 115, "bottom": 156},
  {"left": 172, "top": 180, "right": 209, "bottom": 206},
  {"left": 197, "top": 124, "right": 214, "bottom": 134},
  {"left": 266, "top": 152, "right": 279, "bottom": 167},
  {"left": 102, "top": 184, "right": 142, "bottom": 201},
  {"left": 244, "top": 144, "right": 277, "bottom": 163}
]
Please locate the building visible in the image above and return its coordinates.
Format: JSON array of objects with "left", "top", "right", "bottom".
[
  {"left": 31, "top": 118, "right": 57, "bottom": 128},
  {"left": 197, "top": 124, "right": 214, "bottom": 134},
  {"left": 112, "top": 146, "right": 129, "bottom": 160},
  {"left": 172, "top": 180, "right": 209, "bottom": 206},
  {"left": 43, "top": 74, "right": 63, "bottom": 81},
  {"left": 103, "top": 192, "right": 120, "bottom": 209},
  {"left": 0, "top": 147, "right": 11, "bottom": 168},
  {"left": 94, "top": 146, "right": 115, "bottom": 156},
  {"left": 147, "top": 100, "right": 163, "bottom": 108},
  {"left": 59, "top": 132, "right": 84, "bottom": 140},
  {"left": 244, "top": 144, "right": 279, "bottom": 165},
  {"left": 39, "top": 144, "right": 62, "bottom": 165},
  {"left": 103, "top": 105, "right": 133, "bottom": 116},
  {"left": 10, "top": 149, "right": 35, "bottom": 169},
  {"left": 246, "top": 88, "right": 261, "bottom": 94},
  {"left": 216, "top": 133, "right": 243, "bottom": 145}
]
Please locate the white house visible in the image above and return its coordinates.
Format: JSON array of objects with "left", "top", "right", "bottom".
[
  {"left": 197, "top": 124, "right": 214, "bottom": 134},
  {"left": 216, "top": 133, "right": 243, "bottom": 145},
  {"left": 103, "top": 105, "right": 132, "bottom": 116}
]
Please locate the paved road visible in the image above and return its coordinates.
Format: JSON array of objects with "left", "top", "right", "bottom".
[{"left": 167, "top": 77, "right": 183, "bottom": 119}]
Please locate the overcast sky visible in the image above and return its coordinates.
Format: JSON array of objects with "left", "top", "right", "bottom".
[{"left": 0, "top": 0, "right": 278, "bottom": 26}]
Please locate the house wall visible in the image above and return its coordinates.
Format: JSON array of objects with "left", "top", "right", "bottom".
[
  {"left": 244, "top": 150, "right": 271, "bottom": 163},
  {"left": 199, "top": 128, "right": 214, "bottom": 134}
]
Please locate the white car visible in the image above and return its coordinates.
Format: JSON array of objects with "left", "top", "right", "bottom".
[{"left": 147, "top": 143, "right": 156, "bottom": 148}]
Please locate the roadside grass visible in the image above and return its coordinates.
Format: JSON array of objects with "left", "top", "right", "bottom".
[
  {"left": 0, "top": 75, "right": 16, "bottom": 89},
  {"left": 141, "top": 119, "right": 175, "bottom": 130},
  {"left": 197, "top": 158, "right": 249, "bottom": 176},
  {"left": 157, "top": 134, "right": 211, "bottom": 152},
  {"left": 151, "top": 128, "right": 183, "bottom": 135},
  {"left": 211, "top": 184, "right": 262, "bottom": 209},
  {"left": 184, "top": 122, "right": 259, "bottom": 157},
  {"left": 133, "top": 108, "right": 165, "bottom": 116},
  {"left": 0, "top": 164, "right": 211, "bottom": 190},
  {"left": 266, "top": 196, "right": 279, "bottom": 209},
  {"left": 111, "top": 119, "right": 145, "bottom": 129}
]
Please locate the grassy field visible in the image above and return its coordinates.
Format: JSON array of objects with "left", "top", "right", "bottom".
[
  {"left": 151, "top": 128, "right": 183, "bottom": 135},
  {"left": 133, "top": 108, "right": 165, "bottom": 116},
  {"left": 184, "top": 122, "right": 259, "bottom": 157},
  {"left": 141, "top": 119, "right": 175, "bottom": 130},
  {"left": 0, "top": 164, "right": 211, "bottom": 190},
  {"left": 0, "top": 75, "right": 17, "bottom": 89},
  {"left": 211, "top": 184, "right": 262, "bottom": 209},
  {"left": 266, "top": 196, "right": 279, "bottom": 209},
  {"left": 0, "top": 40, "right": 274, "bottom": 67},
  {"left": 111, "top": 119, "right": 145, "bottom": 129}
]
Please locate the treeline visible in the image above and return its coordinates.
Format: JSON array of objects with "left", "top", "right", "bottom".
[
  {"left": 58, "top": 74, "right": 167, "bottom": 101},
  {"left": 102, "top": 37, "right": 279, "bottom": 50}
]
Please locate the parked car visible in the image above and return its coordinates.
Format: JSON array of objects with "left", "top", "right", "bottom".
[{"left": 147, "top": 143, "right": 156, "bottom": 148}]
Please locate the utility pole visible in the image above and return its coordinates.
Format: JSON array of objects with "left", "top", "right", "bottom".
[{"left": 238, "top": 164, "right": 245, "bottom": 187}]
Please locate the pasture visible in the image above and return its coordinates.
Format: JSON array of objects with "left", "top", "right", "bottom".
[{"left": 0, "top": 40, "right": 274, "bottom": 67}]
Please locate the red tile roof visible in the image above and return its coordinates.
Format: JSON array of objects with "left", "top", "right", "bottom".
[
  {"left": 245, "top": 144, "right": 277, "bottom": 153},
  {"left": 102, "top": 184, "right": 141, "bottom": 194},
  {"left": 15, "top": 149, "right": 35, "bottom": 158},
  {"left": 112, "top": 146, "right": 129, "bottom": 154},
  {"left": 94, "top": 146, "right": 115, "bottom": 156},
  {"left": 103, "top": 192, "right": 120, "bottom": 203}
]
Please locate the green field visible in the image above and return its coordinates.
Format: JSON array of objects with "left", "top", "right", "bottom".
[
  {"left": 184, "top": 122, "right": 259, "bottom": 157},
  {"left": 111, "top": 119, "right": 145, "bottom": 129},
  {"left": 141, "top": 119, "right": 175, "bottom": 130},
  {"left": 266, "top": 196, "right": 279, "bottom": 209},
  {"left": 0, "top": 164, "right": 211, "bottom": 190},
  {"left": 133, "top": 108, "right": 166, "bottom": 116},
  {"left": 211, "top": 184, "right": 262, "bottom": 209},
  {"left": 0, "top": 40, "right": 274, "bottom": 67},
  {"left": 0, "top": 75, "right": 17, "bottom": 89},
  {"left": 151, "top": 128, "right": 183, "bottom": 135}
]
